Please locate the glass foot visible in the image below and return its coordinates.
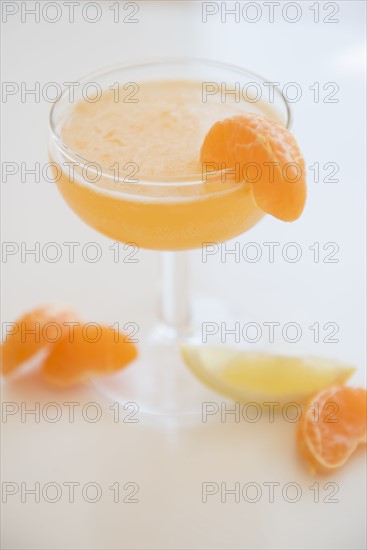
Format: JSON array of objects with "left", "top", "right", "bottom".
[{"left": 93, "top": 295, "right": 234, "bottom": 420}]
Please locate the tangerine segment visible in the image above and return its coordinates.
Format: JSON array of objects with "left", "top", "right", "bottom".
[
  {"left": 42, "top": 325, "right": 137, "bottom": 387},
  {"left": 297, "top": 386, "right": 367, "bottom": 474},
  {"left": 1, "top": 306, "right": 77, "bottom": 375},
  {"left": 200, "top": 114, "right": 306, "bottom": 222}
]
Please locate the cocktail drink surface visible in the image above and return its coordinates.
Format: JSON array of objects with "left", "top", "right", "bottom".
[{"left": 53, "top": 80, "right": 282, "bottom": 250}]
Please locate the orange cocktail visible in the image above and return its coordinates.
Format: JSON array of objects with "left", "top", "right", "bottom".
[
  {"left": 51, "top": 79, "right": 283, "bottom": 250},
  {"left": 49, "top": 60, "right": 292, "bottom": 416}
]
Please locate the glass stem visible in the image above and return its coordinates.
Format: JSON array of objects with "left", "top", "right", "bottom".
[{"left": 159, "top": 251, "right": 191, "bottom": 337}]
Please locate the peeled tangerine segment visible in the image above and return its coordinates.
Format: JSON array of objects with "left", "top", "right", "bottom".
[
  {"left": 42, "top": 325, "right": 137, "bottom": 387},
  {"left": 298, "top": 386, "right": 367, "bottom": 473},
  {"left": 1, "top": 305, "right": 78, "bottom": 375},
  {"left": 200, "top": 114, "right": 306, "bottom": 222},
  {"left": 180, "top": 345, "right": 355, "bottom": 406}
]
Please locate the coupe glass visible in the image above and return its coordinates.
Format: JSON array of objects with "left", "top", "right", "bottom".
[{"left": 49, "top": 58, "right": 291, "bottom": 418}]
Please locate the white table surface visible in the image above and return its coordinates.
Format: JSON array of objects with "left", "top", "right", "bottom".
[{"left": 1, "top": 1, "right": 366, "bottom": 549}]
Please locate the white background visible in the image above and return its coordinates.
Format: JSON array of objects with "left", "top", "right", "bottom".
[{"left": 1, "top": 1, "right": 366, "bottom": 549}]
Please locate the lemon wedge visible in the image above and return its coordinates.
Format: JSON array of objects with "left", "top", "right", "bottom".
[{"left": 180, "top": 345, "right": 355, "bottom": 405}]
